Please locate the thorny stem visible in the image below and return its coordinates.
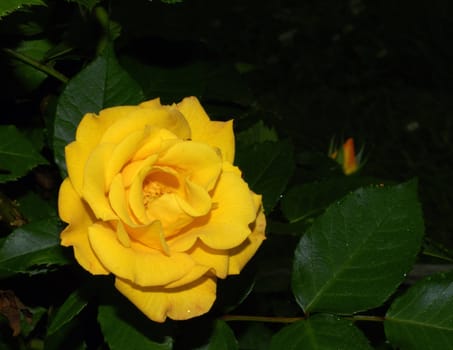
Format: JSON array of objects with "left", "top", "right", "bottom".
[
  {"left": 3, "top": 48, "right": 69, "bottom": 84},
  {"left": 222, "top": 314, "right": 385, "bottom": 324}
]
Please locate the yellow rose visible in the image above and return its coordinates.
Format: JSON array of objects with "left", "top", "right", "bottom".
[{"left": 58, "top": 96, "right": 266, "bottom": 322}]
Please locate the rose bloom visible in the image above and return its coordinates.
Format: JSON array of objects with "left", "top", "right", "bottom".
[{"left": 58, "top": 96, "right": 266, "bottom": 322}]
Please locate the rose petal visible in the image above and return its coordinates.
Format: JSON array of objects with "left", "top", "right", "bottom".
[
  {"left": 132, "top": 129, "right": 179, "bottom": 162},
  {"left": 157, "top": 141, "right": 222, "bottom": 191},
  {"left": 228, "top": 207, "right": 266, "bottom": 274},
  {"left": 175, "top": 178, "right": 212, "bottom": 218},
  {"left": 66, "top": 108, "right": 137, "bottom": 195},
  {"left": 127, "top": 220, "right": 170, "bottom": 254},
  {"left": 115, "top": 274, "right": 216, "bottom": 322},
  {"left": 163, "top": 265, "right": 212, "bottom": 288},
  {"left": 176, "top": 97, "right": 235, "bottom": 163},
  {"left": 130, "top": 164, "right": 199, "bottom": 233},
  {"left": 58, "top": 178, "right": 109, "bottom": 275},
  {"left": 121, "top": 159, "right": 150, "bottom": 189},
  {"left": 109, "top": 173, "right": 138, "bottom": 226},
  {"left": 171, "top": 171, "right": 256, "bottom": 251},
  {"left": 100, "top": 107, "right": 191, "bottom": 144},
  {"left": 127, "top": 160, "right": 165, "bottom": 225},
  {"left": 84, "top": 128, "right": 150, "bottom": 221},
  {"left": 146, "top": 193, "right": 194, "bottom": 235},
  {"left": 88, "top": 222, "right": 195, "bottom": 286},
  {"left": 116, "top": 221, "right": 131, "bottom": 248},
  {"left": 105, "top": 128, "right": 150, "bottom": 189},
  {"left": 187, "top": 240, "right": 230, "bottom": 279},
  {"left": 82, "top": 143, "right": 117, "bottom": 221},
  {"left": 65, "top": 142, "right": 87, "bottom": 196}
]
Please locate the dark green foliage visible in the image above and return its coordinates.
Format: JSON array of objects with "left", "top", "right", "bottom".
[
  {"left": 270, "top": 314, "right": 373, "bottom": 350},
  {"left": 0, "top": 218, "right": 70, "bottom": 278},
  {"left": 1, "top": 1, "right": 453, "bottom": 349},
  {"left": 385, "top": 271, "right": 453, "bottom": 350},
  {"left": 0, "top": 125, "right": 47, "bottom": 183},
  {"left": 292, "top": 181, "right": 424, "bottom": 314}
]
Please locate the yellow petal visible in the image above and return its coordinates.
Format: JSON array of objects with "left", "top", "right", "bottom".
[
  {"left": 97, "top": 106, "right": 141, "bottom": 131},
  {"left": 66, "top": 107, "right": 137, "bottom": 194},
  {"left": 58, "top": 178, "right": 109, "bottom": 275},
  {"left": 82, "top": 143, "right": 117, "bottom": 221},
  {"left": 187, "top": 240, "right": 230, "bottom": 278},
  {"left": 175, "top": 178, "right": 212, "bottom": 217},
  {"left": 146, "top": 193, "right": 193, "bottom": 235},
  {"left": 128, "top": 158, "right": 158, "bottom": 224},
  {"left": 166, "top": 230, "right": 198, "bottom": 253},
  {"left": 176, "top": 97, "right": 235, "bottom": 163},
  {"left": 222, "top": 161, "right": 242, "bottom": 176},
  {"left": 132, "top": 165, "right": 188, "bottom": 232},
  {"left": 132, "top": 129, "right": 179, "bottom": 162},
  {"left": 105, "top": 128, "right": 149, "bottom": 189},
  {"left": 88, "top": 222, "right": 195, "bottom": 286},
  {"left": 127, "top": 220, "right": 170, "bottom": 254},
  {"left": 175, "top": 171, "right": 257, "bottom": 250},
  {"left": 121, "top": 159, "right": 150, "bottom": 188},
  {"left": 115, "top": 274, "right": 216, "bottom": 322},
  {"left": 108, "top": 173, "right": 137, "bottom": 226},
  {"left": 157, "top": 141, "right": 222, "bottom": 191},
  {"left": 164, "top": 265, "right": 212, "bottom": 288},
  {"left": 65, "top": 142, "right": 87, "bottom": 196},
  {"left": 228, "top": 207, "right": 266, "bottom": 274},
  {"left": 116, "top": 221, "right": 131, "bottom": 248},
  {"left": 100, "top": 107, "right": 191, "bottom": 144}
]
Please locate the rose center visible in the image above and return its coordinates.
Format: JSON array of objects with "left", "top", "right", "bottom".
[
  {"left": 143, "top": 182, "right": 168, "bottom": 207},
  {"left": 142, "top": 171, "right": 180, "bottom": 208}
]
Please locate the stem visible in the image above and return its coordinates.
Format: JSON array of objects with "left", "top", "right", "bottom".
[
  {"left": 348, "top": 315, "right": 385, "bottom": 322},
  {"left": 3, "top": 48, "right": 69, "bottom": 84},
  {"left": 222, "top": 314, "right": 385, "bottom": 324}
]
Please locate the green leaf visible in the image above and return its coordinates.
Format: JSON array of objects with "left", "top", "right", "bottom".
[
  {"left": 292, "top": 181, "right": 424, "bottom": 314},
  {"left": 44, "top": 314, "right": 86, "bottom": 350},
  {"left": 281, "top": 177, "right": 388, "bottom": 224},
  {"left": 384, "top": 271, "right": 453, "bottom": 350},
  {"left": 10, "top": 39, "right": 53, "bottom": 91},
  {"left": 53, "top": 45, "right": 144, "bottom": 175},
  {"left": 204, "top": 320, "right": 238, "bottom": 350},
  {"left": 0, "top": 0, "right": 45, "bottom": 19},
  {"left": 235, "top": 140, "right": 294, "bottom": 212},
  {"left": 98, "top": 304, "right": 173, "bottom": 350},
  {"left": 0, "top": 125, "right": 48, "bottom": 183},
  {"left": 0, "top": 217, "right": 70, "bottom": 278},
  {"left": 47, "top": 289, "right": 89, "bottom": 337},
  {"left": 269, "top": 314, "right": 372, "bottom": 350},
  {"left": 18, "top": 191, "right": 57, "bottom": 222},
  {"left": 236, "top": 120, "right": 278, "bottom": 147},
  {"left": 237, "top": 323, "right": 272, "bottom": 350}
]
